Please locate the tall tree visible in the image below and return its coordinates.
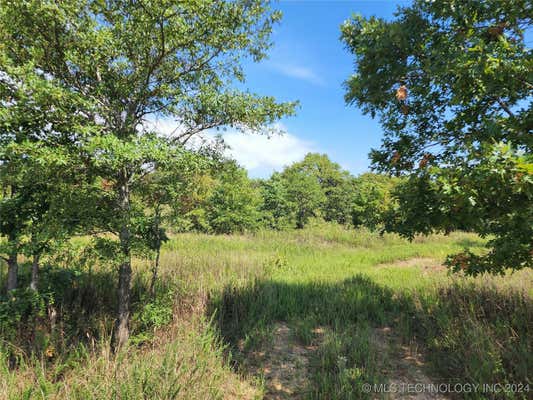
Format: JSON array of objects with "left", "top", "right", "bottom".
[
  {"left": 258, "top": 172, "right": 295, "bottom": 230},
  {"left": 342, "top": 0, "right": 532, "bottom": 274},
  {"left": 137, "top": 148, "right": 213, "bottom": 296},
  {"left": 206, "top": 161, "right": 262, "bottom": 234},
  {"left": 281, "top": 153, "right": 355, "bottom": 225},
  {"left": 1, "top": 0, "right": 295, "bottom": 347},
  {"left": 351, "top": 173, "right": 399, "bottom": 230},
  {"left": 293, "top": 153, "right": 355, "bottom": 224},
  {"left": 3, "top": 143, "right": 90, "bottom": 292},
  {"left": 281, "top": 165, "right": 326, "bottom": 229},
  {"left": 0, "top": 54, "right": 92, "bottom": 292}
]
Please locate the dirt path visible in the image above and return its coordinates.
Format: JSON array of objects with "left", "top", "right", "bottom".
[
  {"left": 374, "top": 327, "right": 449, "bottom": 400},
  {"left": 240, "top": 323, "right": 449, "bottom": 400},
  {"left": 377, "top": 257, "right": 445, "bottom": 273},
  {"left": 244, "top": 323, "right": 322, "bottom": 399},
  {"left": 238, "top": 255, "right": 450, "bottom": 400}
]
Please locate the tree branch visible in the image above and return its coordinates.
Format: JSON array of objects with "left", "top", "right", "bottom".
[{"left": 495, "top": 97, "right": 515, "bottom": 118}]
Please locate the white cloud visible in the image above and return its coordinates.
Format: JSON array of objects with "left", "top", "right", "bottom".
[
  {"left": 144, "top": 117, "right": 315, "bottom": 177},
  {"left": 271, "top": 63, "right": 325, "bottom": 86},
  {"left": 141, "top": 117, "right": 185, "bottom": 137},
  {"left": 222, "top": 127, "right": 315, "bottom": 176}
]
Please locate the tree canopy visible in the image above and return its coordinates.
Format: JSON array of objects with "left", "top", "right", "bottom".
[
  {"left": 0, "top": 0, "right": 296, "bottom": 347},
  {"left": 341, "top": 0, "right": 532, "bottom": 274}
]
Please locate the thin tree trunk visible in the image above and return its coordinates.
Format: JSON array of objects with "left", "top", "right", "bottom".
[
  {"left": 296, "top": 210, "right": 305, "bottom": 229},
  {"left": 6, "top": 251, "right": 18, "bottom": 292},
  {"left": 150, "top": 243, "right": 161, "bottom": 298},
  {"left": 113, "top": 174, "right": 132, "bottom": 350},
  {"left": 6, "top": 233, "right": 18, "bottom": 291},
  {"left": 5, "top": 185, "right": 18, "bottom": 292},
  {"left": 149, "top": 208, "right": 161, "bottom": 298},
  {"left": 30, "top": 253, "right": 40, "bottom": 291}
]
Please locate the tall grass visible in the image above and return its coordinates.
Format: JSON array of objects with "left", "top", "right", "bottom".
[{"left": 1, "top": 222, "right": 531, "bottom": 399}]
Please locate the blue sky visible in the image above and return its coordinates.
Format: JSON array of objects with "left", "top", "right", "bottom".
[{"left": 224, "top": 0, "right": 412, "bottom": 178}]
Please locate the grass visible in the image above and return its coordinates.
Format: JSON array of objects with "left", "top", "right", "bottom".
[{"left": 1, "top": 222, "right": 531, "bottom": 399}]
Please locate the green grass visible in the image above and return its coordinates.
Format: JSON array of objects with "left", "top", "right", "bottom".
[{"left": 1, "top": 222, "right": 531, "bottom": 399}]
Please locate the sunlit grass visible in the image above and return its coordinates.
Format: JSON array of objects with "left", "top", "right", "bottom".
[{"left": 1, "top": 222, "right": 530, "bottom": 399}]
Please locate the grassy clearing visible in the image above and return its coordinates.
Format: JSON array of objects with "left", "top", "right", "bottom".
[{"left": 1, "top": 223, "right": 531, "bottom": 399}]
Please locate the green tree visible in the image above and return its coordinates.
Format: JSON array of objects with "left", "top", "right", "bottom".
[
  {"left": 206, "top": 161, "right": 262, "bottom": 234},
  {"left": 173, "top": 172, "right": 217, "bottom": 233},
  {"left": 281, "top": 165, "right": 326, "bottom": 229},
  {"left": 258, "top": 172, "right": 295, "bottom": 229},
  {"left": 0, "top": 55, "right": 95, "bottom": 292},
  {"left": 342, "top": 0, "right": 532, "bottom": 274},
  {"left": 301, "top": 154, "right": 352, "bottom": 224},
  {"left": 135, "top": 148, "right": 213, "bottom": 296},
  {"left": 282, "top": 153, "right": 355, "bottom": 225},
  {"left": 6, "top": 145, "right": 96, "bottom": 292},
  {"left": 1, "top": 0, "right": 295, "bottom": 346},
  {"left": 167, "top": 140, "right": 226, "bottom": 233},
  {"left": 351, "top": 173, "right": 399, "bottom": 230}
]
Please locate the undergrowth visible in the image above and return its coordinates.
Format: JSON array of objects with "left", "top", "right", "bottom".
[{"left": 0, "top": 223, "right": 531, "bottom": 399}]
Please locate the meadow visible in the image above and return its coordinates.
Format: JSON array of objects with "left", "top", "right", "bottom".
[{"left": 1, "top": 222, "right": 531, "bottom": 399}]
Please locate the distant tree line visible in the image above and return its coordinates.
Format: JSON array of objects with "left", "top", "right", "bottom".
[{"left": 168, "top": 152, "right": 400, "bottom": 234}]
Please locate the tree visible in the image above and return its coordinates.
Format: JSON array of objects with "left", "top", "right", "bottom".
[
  {"left": 0, "top": 53, "right": 94, "bottom": 292},
  {"left": 5, "top": 145, "right": 91, "bottom": 292},
  {"left": 258, "top": 172, "right": 295, "bottom": 230},
  {"left": 172, "top": 172, "right": 217, "bottom": 233},
  {"left": 281, "top": 165, "right": 326, "bottom": 229},
  {"left": 295, "top": 153, "right": 351, "bottom": 224},
  {"left": 351, "top": 173, "right": 399, "bottom": 230},
  {"left": 281, "top": 153, "right": 355, "bottom": 226},
  {"left": 341, "top": 0, "right": 532, "bottom": 274},
  {"left": 135, "top": 148, "right": 213, "bottom": 296},
  {"left": 2, "top": 0, "right": 295, "bottom": 347},
  {"left": 206, "top": 161, "right": 262, "bottom": 234}
]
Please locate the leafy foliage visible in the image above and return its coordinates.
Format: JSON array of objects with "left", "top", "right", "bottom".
[
  {"left": 258, "top": 172, "right": 296, "bottom": 230},
  {"left": 289, "top": 153, "right": 356, "bottom": 225},
  {"left": 0, "top": 0, "right": 296, "bottom": 344},
  {"left": 341, "top": 0, "right": 533, "bottom": 274},
  {"left": 206, "top": 161, "right": 263, "bottom": 234},
  {"left": 351, "top": 173, "right": 399, "bottom": 230},
  {"left": 281, "top": 161, "right": 326, "bottom": 229}
]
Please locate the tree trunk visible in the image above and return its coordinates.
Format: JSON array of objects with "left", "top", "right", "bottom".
[
  {"left": 6, "top": 251, "right": 18, "bottom": 292},
  {"left": 296, "top": 210, "right": 305, "bottom": 229},
  {"left": 149, "top": 208, "right": 161, "bottom": 298},
  {"left": 30, "top": 253, "right": 40, "bottom": 291},
  {"left": 150, "top": 243, "right": 161, "bottom": 298},
  {"left": 113, "top": 174, "right": 132, "bottom": 350},
  {"left": 6, "top": 232, "right": 18, "bottom": 291}
]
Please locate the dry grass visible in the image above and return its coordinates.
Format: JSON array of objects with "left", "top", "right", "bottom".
[{"left": 1, "top": 224, "right": 531, "bottom": 399}]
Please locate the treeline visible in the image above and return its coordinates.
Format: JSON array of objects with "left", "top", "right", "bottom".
[{"left": 170, "top": 152, "right": 399, "bottom": 234}]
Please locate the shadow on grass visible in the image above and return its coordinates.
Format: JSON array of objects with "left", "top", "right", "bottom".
[
  {"left": 210, "top": 276, "right": 401, "bottom": 345},
  {"left": 455, "top": 237, "right": 486, "bottom": 248},
  {"left": 208, "top": 275, "right": 532, "bottom": 399},
  {"left": 0, "top": 263, "right": 170, "bottom": 365}
]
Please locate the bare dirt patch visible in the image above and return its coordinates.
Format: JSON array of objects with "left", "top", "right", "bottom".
[
  {"left": 378, "top": 257, "right": 445, "bottom": 273},
  {"left": 374, "top": 327, "right": 449, "bottom": 400},
  {"left": 243, "top": 322, "right": 323, "bottom": 399}
]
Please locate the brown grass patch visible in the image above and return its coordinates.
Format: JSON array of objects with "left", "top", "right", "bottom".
[
  {"left": 374, "top": 327, "right": 450, "bottom": 400},
  {"left": 241, "top": 322, "right": 324, "bottom": 399}
]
